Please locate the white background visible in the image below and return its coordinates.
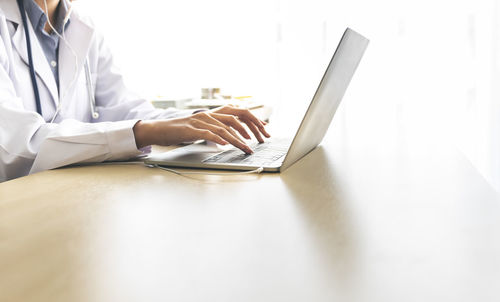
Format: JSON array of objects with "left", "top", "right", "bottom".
[{"left": 76, "top": 0, "right": 500, "bottom": 192}]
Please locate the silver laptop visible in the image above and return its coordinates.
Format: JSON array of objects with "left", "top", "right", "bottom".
[{"left": 145, "top": 28, "right": 369, "bottom": 172}]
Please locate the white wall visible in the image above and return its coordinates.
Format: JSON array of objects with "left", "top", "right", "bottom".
[{"left": 75, "top": 0, "right": 500, "bottom": 192}]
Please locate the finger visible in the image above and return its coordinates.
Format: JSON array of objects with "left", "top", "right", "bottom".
[
  {"left": 194, "top": 128, "right": 229, "bottom": 146},
  {"left": 241, "top": 117, "right": 264, "bottom": 143},
  {"left": 195, "top": 112, "right": 247, "bottom": 145},
  {"left": 210, "top": 113, "right": 252, "bottom": 140},
  {"left": 212, "top": 107, "right": 271, "bottom": 138},
  {"left": 237, "top": 108, "right": 271, "bottom": 138},
  {"left": 194, "top": 119, "right": 253, "bottom": 154}
]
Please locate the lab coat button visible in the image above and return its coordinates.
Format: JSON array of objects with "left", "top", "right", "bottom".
[{"left": 50, "top": 61, "right": 57, "bottom": 67}]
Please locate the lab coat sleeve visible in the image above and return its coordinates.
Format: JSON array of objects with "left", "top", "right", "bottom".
[
  {"left": 0, "top": 32, "right": 142, "bottom": 181},
  {"left": 0, "top": 99, "right": 142, "bottom": 181},
  {"left": 90, "top": 31, "right": 194, "bottom": 122}
]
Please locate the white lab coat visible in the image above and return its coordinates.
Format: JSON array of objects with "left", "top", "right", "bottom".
[{"left": 0, "top": 0, "right": 189, "bottom": 182}]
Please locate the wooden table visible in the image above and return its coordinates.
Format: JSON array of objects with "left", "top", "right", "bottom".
[{"left": 1, "top": 112, "right": 499, "bottom": 302}]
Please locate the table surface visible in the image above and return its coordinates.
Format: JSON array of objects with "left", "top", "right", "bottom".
[{"left": 1, "top": 109, "right": 499, "bottom": 302}]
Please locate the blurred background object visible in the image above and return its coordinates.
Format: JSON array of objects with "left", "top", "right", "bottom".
[{"left": 201, "top": 88, "right": 221, "bottom": 100}]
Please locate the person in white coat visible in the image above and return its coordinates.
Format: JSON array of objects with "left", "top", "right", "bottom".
[{"left": 0, "top": 0, "right": 270, "bottom": 182}]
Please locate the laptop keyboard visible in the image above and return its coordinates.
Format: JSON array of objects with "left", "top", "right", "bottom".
[{"left": 202, "top": 141, "right": 290, "bottom": 166}]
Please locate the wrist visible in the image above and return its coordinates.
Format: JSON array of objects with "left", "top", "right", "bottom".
[{"left": 133, "top": 120, "right": 154, "bottom": 149}]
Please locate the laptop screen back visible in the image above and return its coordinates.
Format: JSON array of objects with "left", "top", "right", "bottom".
[{"left": 280, "top": 28, "right": 369, "bottom": 171}]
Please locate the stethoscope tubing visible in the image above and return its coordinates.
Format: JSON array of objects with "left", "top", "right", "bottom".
[
  {"left": 17, "top": 0, "right": 42, "bottom": 116},
  {"left": 16, "top": 0, "right": 98, "bottom": 121}
]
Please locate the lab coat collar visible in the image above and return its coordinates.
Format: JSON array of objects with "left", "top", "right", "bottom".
[
  {"left": 8, "top": 0, "right": 59, "bottom": 107},
  {"left": 0, "top": 0, "right": 22, "bottom": 24},
  {"left": 1, "top": 0, "right": 95, "bottom": 108}
]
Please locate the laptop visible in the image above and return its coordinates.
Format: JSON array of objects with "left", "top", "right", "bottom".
[{"left": 144, "top": 28, "right": 369, "bottom": 172}]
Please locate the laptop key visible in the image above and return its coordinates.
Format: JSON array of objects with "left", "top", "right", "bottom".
[{"left": 203, "top": 140, "right": 289, "bottom": 165}]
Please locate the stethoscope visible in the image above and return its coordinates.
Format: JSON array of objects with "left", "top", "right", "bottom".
[{"left": 16, "top": 0, "right": 99, "bottom": 121}]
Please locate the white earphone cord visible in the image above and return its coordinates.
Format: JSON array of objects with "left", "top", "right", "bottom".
[
  {"left": 88, "top": 161, "right": 264, "bottom": 175},
  {"left": 43, "top": 0, "right": 79, "bottom": 123},
  {"left": 146, "top": 164, "right": 264, "bottom": 176}
]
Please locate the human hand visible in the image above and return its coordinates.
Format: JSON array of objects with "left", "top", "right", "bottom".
[
  {"left": 133, "top": 105, "right": 270, "bottom": 154},
  {"left": 210, "top": 105, "right": 270, "bottom": 143}
]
